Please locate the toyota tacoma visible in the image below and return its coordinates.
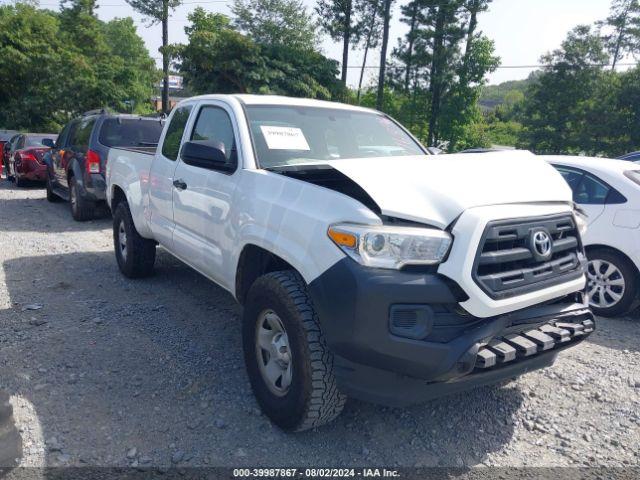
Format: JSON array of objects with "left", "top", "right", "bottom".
[{"left": 106, "top": 95, "right": 594, "bottom": 431}]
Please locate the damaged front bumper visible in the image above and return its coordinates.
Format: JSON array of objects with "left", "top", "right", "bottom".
[{"left": 308, "top": 258, "right": 594, "bottom": 407}]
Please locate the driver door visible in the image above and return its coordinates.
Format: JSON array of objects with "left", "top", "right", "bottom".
[{"left": 171, "top": 101, "right": 240, "bottom": 288}]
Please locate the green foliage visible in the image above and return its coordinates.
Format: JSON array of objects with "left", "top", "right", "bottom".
[
  {"left": 480, "top": 77, "right": 532, "bottom": 110},
  {"left": 0, "top": 3, "right": 157, "bottom": 131},
  {"left": 598, "top": 0, "right": 640, "bottom": 68},
  {"left": 175, "top": 8, "right": 345, "bottom": 100},
  {"left": 377, "top": 0, "right": 498, "bottom": 151},
  {"left": 516, "top": 22, "right": 640, "bottom": 157},
  {"left": 232, "top": 0, "right": 319, "bottom": 49},
  {"left": 125, "top": 0, "right": 182, "bottom": 24}
]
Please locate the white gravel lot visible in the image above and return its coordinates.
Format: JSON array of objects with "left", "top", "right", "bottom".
[{"left": 0, "top": 182, "right": 638, "bottom": 470}]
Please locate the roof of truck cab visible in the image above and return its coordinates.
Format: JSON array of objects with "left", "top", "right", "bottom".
[{"left": 183, "top": 94, "right": 379, "bottom": 114}]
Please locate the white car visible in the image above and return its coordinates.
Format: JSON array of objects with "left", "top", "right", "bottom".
[
  {"left": 546, "top": 155, "right": 640, "bottom": 317},
  {"left": 106, "top": 95, "right": 593, "bottom": 430}
]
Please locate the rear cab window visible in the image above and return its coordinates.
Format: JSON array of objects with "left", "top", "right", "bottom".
[
  {"left": 99, "top": 118, "right": 163, "bottom": 150},
  {"left": 161, "top": 106, "right": 193, "bottom": 160}
]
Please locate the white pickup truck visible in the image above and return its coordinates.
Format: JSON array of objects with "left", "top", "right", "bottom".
[{"left": 106, "top": 94, "right": 594, "bottom": 431}]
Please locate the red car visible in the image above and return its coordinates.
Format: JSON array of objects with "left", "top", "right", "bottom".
[{"left": 4, "top": 133, "right": 57, "bottom": 187}]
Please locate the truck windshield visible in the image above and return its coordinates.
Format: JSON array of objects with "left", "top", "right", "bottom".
[{"left": 245, "top": 106, "right": 425, "bottom": 169}]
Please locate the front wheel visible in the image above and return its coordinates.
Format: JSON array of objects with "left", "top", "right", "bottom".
[
  {"left": 113, "top": 201, "right": 156, "bottom": 278},
  {"left": 242, "top": 271, "right": 346, "bottom": 431},
  {"left": 587, "top": 249, "right": 639, "bottom": 317}
]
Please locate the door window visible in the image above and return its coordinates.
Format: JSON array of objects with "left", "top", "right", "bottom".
[
  {"left": 161, "top": 106, "right": 192, "bottom": 160},
  {"left": 574, "top": 174, "right": 610, "bottom": 205},
  {"left": 555, "top": 165, "right": 625, "bottom": 205},
  {"left": 55, "top": 123, "right": 72, "bottom": 148},
  {"left": 190, "top": 106, "right": 237, "bottom": 166},
  {"left": 69, "top": 117, "right": 96, "bottom": 152}
]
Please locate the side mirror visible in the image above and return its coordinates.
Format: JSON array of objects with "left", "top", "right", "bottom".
[
  {"left": 42, "top": 138, "right": 55, "bottom": 148},
  {"left": 181, "top": 140, "right": 235, "bottom": 173}
]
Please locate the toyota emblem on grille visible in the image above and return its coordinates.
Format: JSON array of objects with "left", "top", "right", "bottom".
[{"left": 531, "top": 230, "right": 552, "bottom": 260}]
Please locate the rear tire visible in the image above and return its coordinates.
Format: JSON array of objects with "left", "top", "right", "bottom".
[
  {"left": 113, "top": 201, "right": 156, "bottom": 278},
  {"left": 46, "top": 176, "right": 61, "bottom": 202},
  {"left": 587, "top": 248, "right": 639, "bottom": 317},
  {"left": 242, "top": 271, "right": 346, "bottom": 431},
  {"left": 69, "top": 176, "right": 94, "bottom": 221}
]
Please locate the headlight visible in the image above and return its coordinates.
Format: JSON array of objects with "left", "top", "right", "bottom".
[
  {"left": 327, "top": 223, "right": 452, "bottom": 269},
  {"left": 573, "top": 204, "right": 588, "bottom": 236}
]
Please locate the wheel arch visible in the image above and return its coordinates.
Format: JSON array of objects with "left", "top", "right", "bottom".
[
  {"left": 110, "top": 184, "right": 127, "bottom": 212},
  {"left": 585, "top": 244, "right": 640, "bottom": 277},
  {"left": 67, "top": 159, "right": 84, "bottom": 184},
  {"left": 235, "top": 244, "right": 298, "bottom": 305}
]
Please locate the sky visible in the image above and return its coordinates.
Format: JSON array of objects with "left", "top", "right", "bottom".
[{"left": 23, "top": 0, "right": 615, "bottom": 87}]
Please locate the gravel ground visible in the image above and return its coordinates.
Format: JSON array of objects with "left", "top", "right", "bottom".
[{"left": 0, "top": 182, "right": 639, "bottom": 470}]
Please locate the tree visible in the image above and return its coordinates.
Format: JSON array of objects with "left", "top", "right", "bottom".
[
  {"left": 175, "top": 8, "right": 344, "bottom": 99},
  {"left": 598, "top": 0, "right": 640, "bottom": 70},
  {"left": 520, "top": 26, "right": 610, "bottom": 154},
  {"left": 232, "top": 0, "right": 318, "bottom": 49},
  {"left": 397, "top": 1, "right": 419, "bottom": 91},
  {"left": 460, "top": 0, "right": 492, "bottom": 84},
  {"left": 375, "top": 0, "right": 393, "bottom": 110},
  {"left": 355, "top": 0, "right": 382, "bottom": 100},
  {"left": 125, "top": 0, "right": 182, "bottom": 113},
  {"left": 426, "top": 0, "right": 467, "bottom": 146},
  {"left": 316, "top": 0, "right": 358, "bottom": 84},
  {"left": 0, "top": 3, "right": 157, "bottom": 131}
]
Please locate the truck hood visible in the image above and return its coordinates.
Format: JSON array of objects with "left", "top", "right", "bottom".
[{"left": 325, "top": 150, "right": 572, "bottom": 229}]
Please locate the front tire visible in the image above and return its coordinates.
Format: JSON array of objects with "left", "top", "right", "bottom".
[
  {"left": 242, "top": 271, "right": 346, "bottom": 431},
  {"left": 587, "top": 249, "right": 639, "bottom": 317},
  {"left": 113, "top": 201, "right": 156, "bottom": 278}
]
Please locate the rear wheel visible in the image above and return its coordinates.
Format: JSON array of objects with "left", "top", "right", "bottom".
[
  {"left": 113, "top": 201, "right": 156, "bottom": 278},
  {"left": 46, "top": 176, "right": 61, "bottom": 202},
  {"left": 242, "top": 271, "right": 346, "bottom": 431},
  {"left": 4, "top": 161, "right": 13, "bottom": 181},
  {"left": 587, "top": 249, "right": 639, "bottom": 317},
  {"left": 69, "top": 176, "right": 94, "bottom": 221},
  {"left": 14, "top": 174, "right": 26, "bottom": 188}
]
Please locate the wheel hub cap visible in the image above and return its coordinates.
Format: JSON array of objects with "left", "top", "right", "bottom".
[
  {"left": 256, "top": 310, "right": 292, "bottom": 396},
  {"left": 587, "top": 259, "right": 625, "bottom": 309}
]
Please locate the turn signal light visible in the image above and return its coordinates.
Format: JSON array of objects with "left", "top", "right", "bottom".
[{"left": 327, "top": 227, "right": 357, "bottom": 249}]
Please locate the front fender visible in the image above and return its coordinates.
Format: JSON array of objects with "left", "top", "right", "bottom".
[{"left": 227, "top": 169, "right": 382, "bottom": 293}]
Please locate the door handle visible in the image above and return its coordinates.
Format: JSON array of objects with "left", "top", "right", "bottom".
[{"left": 173, "top": 179, "right": 187, "bottom": 190}]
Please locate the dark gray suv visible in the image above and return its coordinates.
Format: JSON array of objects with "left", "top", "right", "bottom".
[{"left": 45, "top": 110, "right": 163, "bottom": 221}]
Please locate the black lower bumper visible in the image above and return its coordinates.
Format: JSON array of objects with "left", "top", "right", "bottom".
[{"left": 308, "top": 258, "right": 594, "bottom": 406}]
